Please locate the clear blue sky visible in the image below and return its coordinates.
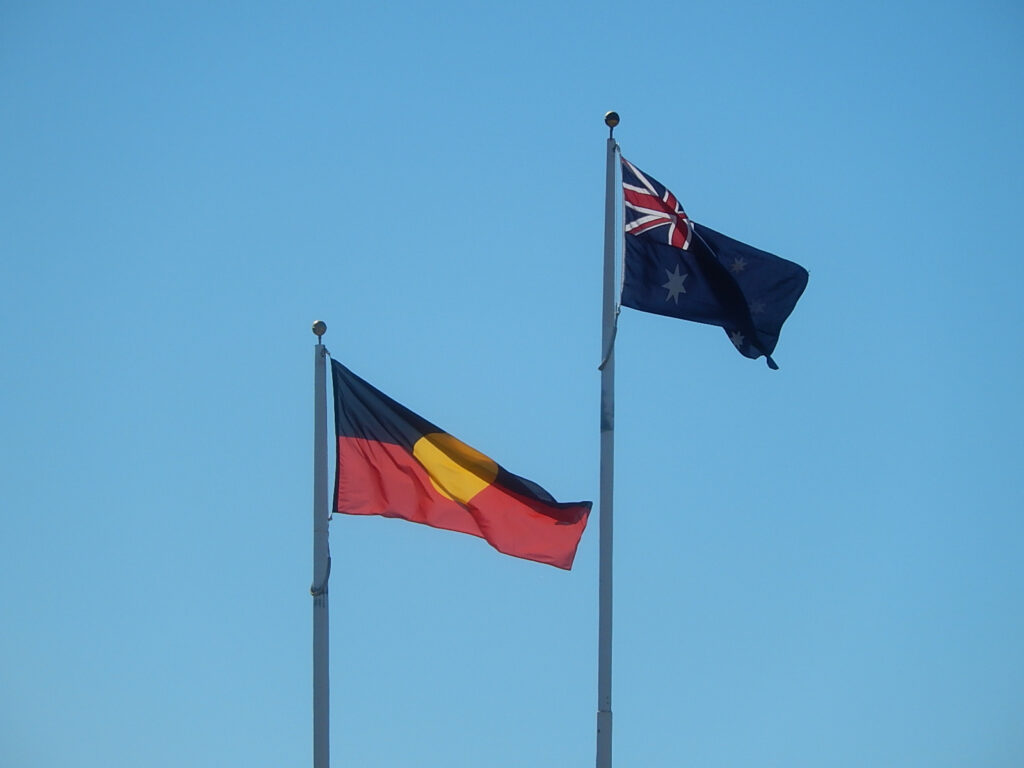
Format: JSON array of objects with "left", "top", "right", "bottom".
[{"left": 3, "top": 1, "right": 1023, "bottom": 766}]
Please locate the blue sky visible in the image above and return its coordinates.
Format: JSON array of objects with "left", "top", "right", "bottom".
[{"left": 2, "top": 1, "right": 1022, "bottom": 766}]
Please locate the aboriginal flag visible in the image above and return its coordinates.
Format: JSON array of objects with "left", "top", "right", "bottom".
[{"left": 331, "top": 359, "right": 591, "bottom": 569}]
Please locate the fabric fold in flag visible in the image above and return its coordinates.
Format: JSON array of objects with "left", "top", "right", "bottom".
[
  {"left": 620, "top": 156, "right": 808, "bottom": 369},
  {"left": 331, "top": 359, "right": 591, "bottom": 569}
]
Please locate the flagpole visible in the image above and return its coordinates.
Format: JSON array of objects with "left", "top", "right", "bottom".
[
  {"left": 311, "top": 320, "right": 330, "bottom": 768},
  {"left": 597, "top": 111, "right": 619, "bottom": 768}
]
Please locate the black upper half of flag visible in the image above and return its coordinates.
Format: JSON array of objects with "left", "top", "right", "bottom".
[
  {"left": 332, "top": 358, "right": 437, "bottom": 451},
  {"left": 330, "top": 358, "right": 589, "bottom": 514},
  {"left": 620, "top": 156, "right": 808, "bottom": 369}
]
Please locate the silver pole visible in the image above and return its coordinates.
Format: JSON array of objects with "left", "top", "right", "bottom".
[
  {"left": 311, "top": 321, "right": 330, "bottom": 768},
  {"left": 596, "top": 112, "right": 619, "bottom": 768}
]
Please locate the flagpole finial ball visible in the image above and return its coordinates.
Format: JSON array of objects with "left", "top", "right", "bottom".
[
  {"left": 312, "top": 320, "right": 327, "bottom": 338},
  {"left": 604, "top": 111, "right": 620, "bottom": 128}
]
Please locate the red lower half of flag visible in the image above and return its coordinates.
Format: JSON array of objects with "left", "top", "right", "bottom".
[{"left": 335, "top": 437, "right": 589, "bottom": 569}]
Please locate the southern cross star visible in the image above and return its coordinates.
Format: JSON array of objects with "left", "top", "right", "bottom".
[
  {"left": 662, "top": 264, "right": 688, "bottom": 303},
  {"left": 729, "top": 256, "right": 748, "bottom": 274},
  {"left": 729, "top": 330, "right": 745, "bottom": 349}
]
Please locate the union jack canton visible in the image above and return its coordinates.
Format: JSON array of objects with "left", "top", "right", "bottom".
[{"left": 622, "top": 156, "right": 693, "bottom": 250}]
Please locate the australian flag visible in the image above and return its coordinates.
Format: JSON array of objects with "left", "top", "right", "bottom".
[{"left": 620, "top": 156, "right": 808, "bottom": 369}]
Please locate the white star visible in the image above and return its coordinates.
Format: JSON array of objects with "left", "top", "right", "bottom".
[
  {"left": 750, "top": 299, "right": 766, "bottom": 315},
  {"left": 729, "top": 257, "right": 748, "bottom": 274},
  {"left": 729, "top": 330, "right": 745, "bottom": 349},
  {"left": 662, "top": 264, "right": 688, "bottom": 303}
]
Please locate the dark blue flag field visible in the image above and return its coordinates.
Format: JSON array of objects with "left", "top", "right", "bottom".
[{"left": 620, "top": 157, "right": 808, "bottom": 369}]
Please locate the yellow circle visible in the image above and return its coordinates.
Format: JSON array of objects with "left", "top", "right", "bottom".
[{"left": 412, "top": 432, "right": 499, "bottom": 505}]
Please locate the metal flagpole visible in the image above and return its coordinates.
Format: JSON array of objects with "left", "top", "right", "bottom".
[
  {"left": 311, "top": 320, "right": 331, "bottom": 768},
  {"left": 596, "top": 111, "right": 619, "bottom": 768}
]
